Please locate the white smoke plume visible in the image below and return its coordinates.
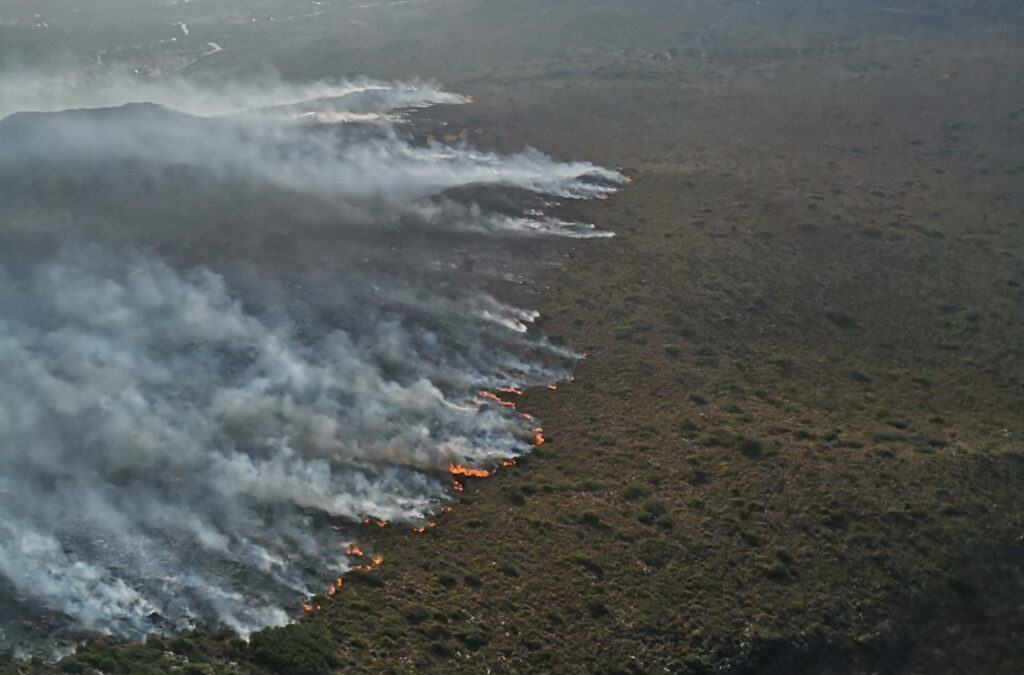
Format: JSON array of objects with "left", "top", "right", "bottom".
[
  {"left": 0, "top": 70, "right": 623, "bottom": 654},
  {"left": 0, "top": 69, "right": 468, "bottom": 119}
]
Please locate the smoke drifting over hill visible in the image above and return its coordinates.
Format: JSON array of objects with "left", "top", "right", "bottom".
[{"left": 0, "top": 72, "right": 622, "bottom": 653}]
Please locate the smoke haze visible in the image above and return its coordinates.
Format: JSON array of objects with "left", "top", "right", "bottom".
[{"left": 0, "top": 69, "right": 622, "bottom": 654}]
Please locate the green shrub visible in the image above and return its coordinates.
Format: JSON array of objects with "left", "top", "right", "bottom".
[
  {"left": 250, "top": 624, "right": 341, "bottom": 675},
  {"left": 403, "top": 604, "right": 430, "bottom": 624},
  {"left": 736, "top": 437, "right": 763, "bottom": 458},
  {"left": 622, "top": 484, "right": 647, "bottom": 501},
  {"left": 567, "top": 551, "right": 604, "bottom": 577}
]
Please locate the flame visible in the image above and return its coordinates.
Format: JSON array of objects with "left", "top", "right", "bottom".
[
  {"left": 362, "top": 517, "right": 389, "bottom": 528},
  {"left": 302, "top": 603, "right": 320, "bottom": 613},
  {"left": 326, "top": 586, "right": 336, "bottom": 598},
  {"left": 414, "top": 521, "right": 437, "bottom": 534},
  {"left": 498, "top": 459, "right": 516, "bottom": 468},
  {"left": 547, "top": 383, "right": 558, "bottom": 391},
  {"left": 335, "top": 577, "right": 344, "bottom": 589},
  {"left": 346, "top": 544, "right": 364, "bottom": 558},
  {"left": 371, "top": 555, "right": 384, "bottom": 566},
  {"left": 478, "top": 390, "right": 516, "bottom": 408},
  {"left": 533, "top": 428, "right": 545, "bottom": 446},
  {"left": 496, "top": 385, "right": 524, "bottom": 396},
  {"left": 452, "top": 481, "right": 464, "bottom": 492},
  {"left": 449, "top": 463, "right": 490, "bottom": 478}
]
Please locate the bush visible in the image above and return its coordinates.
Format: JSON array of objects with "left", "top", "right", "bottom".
[
  {"left": 736, "top": 437, "right": 764, "bottom": 458},
  {"left": 567, "top": 551, "right": 604, "bottom": 578},
  {"left": 403, "top": 604, "right": 430, "bottom": 624},
  {"left": 622, "top": 484, "right": 647, "bottom": 501},
  {"left": 250, "top": 624, "right": 341, "bottom": 675},
  {"left": 457, "top": 631, "right": 489, "bottom": 651},
  {"left": 578, "top": 510, "right": 609, "bottom": 530}
]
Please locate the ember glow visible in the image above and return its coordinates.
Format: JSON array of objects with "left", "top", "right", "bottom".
[{"left": 0, "top": 61, "right": 624, "bottom": 652}]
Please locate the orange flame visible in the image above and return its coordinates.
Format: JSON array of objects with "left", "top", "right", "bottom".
[
  {"left": 362, "top": 517, "right": 389, "bottom": 528},
  {"left": 498, "top": 459, "right": 516, "bottom": 468},
  {"left": 346, "top": 544, "right": 364, "bottom": 558},
  {"left": 449, "top": 463, "right": 490, "bottom": 478},
  {"left": 452, "top": 481, "right": 464, "bottom": 492},
  {"left": 326, "top": 586, "right": 336, "bottom": 598},
  {"left": 478, "top": 390, "right": 517, "bottom": 408},
  {"left": 371, "top": 555, "right": 384, "bottom": 566},
  {"left": 533, "top": 428, "right": 546, "bottom": 446},
  {"left": 335, "top": 577, "right": 344, "bottom": 589},
  {"left": 547, "top": 383, "right": 558, "bottom": 391},
  {"left": 496, "top": 385, "right": 524, "bottom": 396}
]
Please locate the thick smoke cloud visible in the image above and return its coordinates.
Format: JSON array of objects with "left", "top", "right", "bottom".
[{"left": 0, "top": 71, "right": 622, "bottom": 654}]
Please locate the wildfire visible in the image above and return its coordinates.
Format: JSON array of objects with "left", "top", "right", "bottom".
[
  {"left": 325, "top": 576, "right": 344, "bottom": 598},
  {"left": 448, "top": 463, "right": 490, "bottom": 478},
  {"left": 302, "top": 603, "right": 320, "bottom": 613},
  {"left": 413, "top": 521, "right": 437, "bottom": 534},
  {"left": 346, "top": 544, "right": 364, "bottom": 558},
  {"left": 362, "top": 517, "right": 389, "bottom": 528},
  {"left": 533, "top": 428, "right": 546, "bottom": 446},
  {"left": 547, "top": 383, "right": 558, "bottom": 391},
  {"left": 496, "top": 385, "right": 524, "bottom": 396},
  {"left": 478, "top": 391, "right": 516, "bottom": 408},
  {"left": 498, "top": 459, "right": 516, "bottom": 468},
  {"left": 372, "top": 555, "right": 384, "bottom": 566},
  {"left": 452, "top": 481, "right": 464, "bottom": 492}
]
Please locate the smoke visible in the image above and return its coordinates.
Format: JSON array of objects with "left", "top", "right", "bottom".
[
  {"left": 0, "top": 69, "right": 468, "bottom": 119},
  {"left": 0, "top": 70, "right": 622, "bottom": 654}
]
